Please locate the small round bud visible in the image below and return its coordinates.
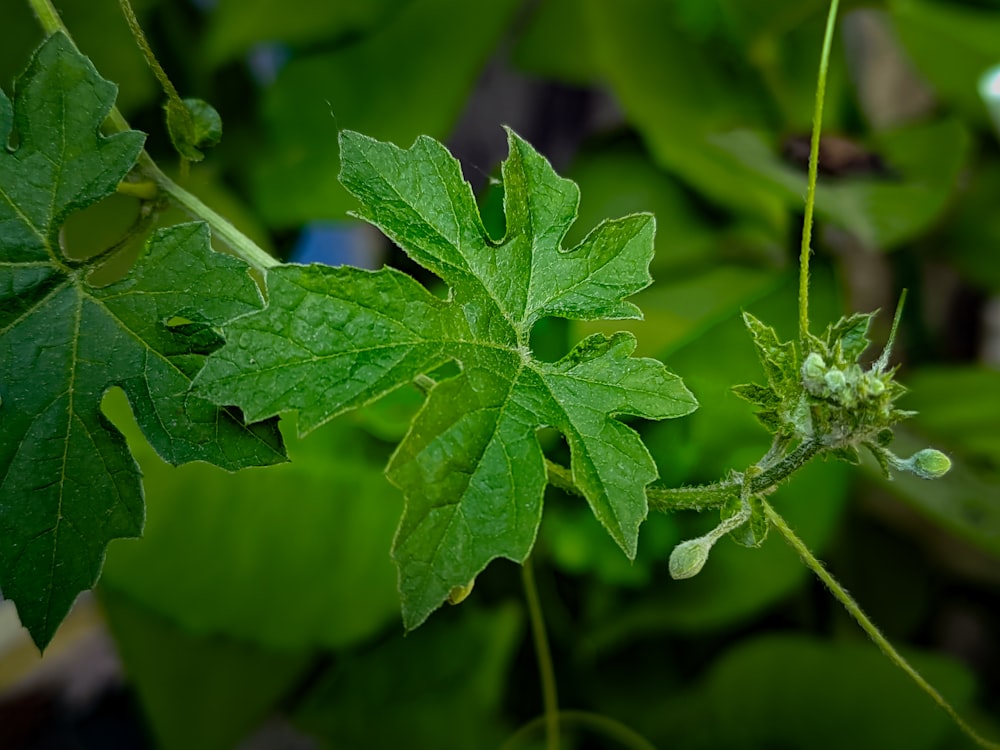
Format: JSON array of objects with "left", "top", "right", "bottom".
[
  {"left": 669, "top": 537, "right": 713, "bottom": 580},
  {"left": 824, "top": 368, "right": 847, "bottom": 392},
  {"left": 802, "top": 352, "right": 826, "bottom": 381},
  {"left": 907, "top": 449, "right": 952, "bottom": 479},
  {"left": 862, "top": 372, "right": 885, "bottom": 397}
]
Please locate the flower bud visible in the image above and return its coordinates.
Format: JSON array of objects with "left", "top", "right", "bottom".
[
  {"left": 802, "top": 352, "right": 826, "bottom": 381},
  {"left": 824, "top": 368, "right": 847, "bottom": 392},
  {"left": 907, "top": 449, "right": 952, "bottom": 479},
  {"left": 669, "top": 537, "right": 713, "bottom": 580},
  {"left": 861, "top": 372, "right": 885, "bottom": 397}
]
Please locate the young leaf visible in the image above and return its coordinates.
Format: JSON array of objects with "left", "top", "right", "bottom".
[
  {"left": 742, "top": 311, "right": 799, "bottom": 394},
  {"left": 0, "top": 34, "right": 285, "bottom": 649},
  {"left": 823, "top": 311, "right": 874, "bottom": 362},
  {"left": 196, "top": 129, "right": 698, "bottom": 629}
]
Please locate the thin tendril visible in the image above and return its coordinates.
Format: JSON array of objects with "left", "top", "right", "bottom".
[
  {"left": 117, "top": 0, "right": 182, "bottom": 106},
  {"left": 764, "top": 500, "right": 1000, "bottom": 750}
]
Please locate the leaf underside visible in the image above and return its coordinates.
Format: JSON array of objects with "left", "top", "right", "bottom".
[
  {"left": 197, "top": 127, "right": 697, "bottom": 629},
  {"left": 0, "top": 33, "right": 285, "bottom": 649}
]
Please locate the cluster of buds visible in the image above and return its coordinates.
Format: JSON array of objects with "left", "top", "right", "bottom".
[
  {"left": 735, "top": 306, "right": 951, "bottom": 481},
  {"left": 671, "top": 304, "right": 952, "bottom": 582}
]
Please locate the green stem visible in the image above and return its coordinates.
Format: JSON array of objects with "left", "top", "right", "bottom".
[
  {"left": 752, "top": 439, "right": 821, "bottom": 489},
  {"left": 648, "top": 482, "right": 734, "bottom": 512},
  {"left": 139, "top": 156, "right": 278, "bottom": 270},
  {"left": 647, "top": 440, "right": 821, "bottom": 512},
  {"left": 501, "top": 710, "right": 657, "bottom": 750},
  {"left": 116, "top": 180, "right": 159, "bottom": 201},
  {"left": 522, "top": 556, "right": 559, "bottom": 750},
  {"left": 26, "top": 0, "right": 277, "bottom": 272},
  {"left": 763, "top": 500, "right": 1000, "bottom": 750},
  {"left": 27, "top": 0, "right": 64, "bottom": 38},
  {"left": 799, "top": 0, "right": 840, "bottom": 341}
]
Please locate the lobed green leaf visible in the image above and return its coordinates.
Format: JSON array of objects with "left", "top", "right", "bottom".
[
  {"left": 0, "top": 34, "right": 285, "bottom": 649},
  {"left": 197, "top": 128, "right": 698, "bottom": 628}
]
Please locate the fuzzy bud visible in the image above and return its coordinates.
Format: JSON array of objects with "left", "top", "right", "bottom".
[
  {"left": 669, "top": 537, "right": 713, "bottom": 580},
  {"left": 906, "top": 449, "right": 952, "bottom": 479},
  {"left": 802, "top": 352, "right": 826, "bottom": 381},
  {"left": 824, "top": 368, "right": 847, "bottom": 393}
]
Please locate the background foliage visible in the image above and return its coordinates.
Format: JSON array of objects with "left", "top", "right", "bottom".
[{"left": 2, "top": 0, "right": 999, "bottom": 747}]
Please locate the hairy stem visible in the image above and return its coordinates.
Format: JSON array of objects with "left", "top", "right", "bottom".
[
  {"left": 117, "top": 0, "right": 183, "bottom": 106},
  {"left": 522, "top": 556, "right": 559, "bottom": 750},
  {"left": 799, "top": 0, "right": 841, "bottom": 341},
  {"left": 647, "top": 440, "right": 821, "bottom": 512},
  {"left": 764, "top": 500, "right": 1000, "bottom": 750},
  {"left": 26, "top": 0, "right": 277, "bottom": 272},
  {"left": 501, "top": 710, "right": 656, "bottom": 750}
]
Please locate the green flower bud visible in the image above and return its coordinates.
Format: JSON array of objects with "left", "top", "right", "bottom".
[
  {"left": 861, "top": 372, "right": 885, "bottom": 397},
  {"left": 802, "top": 352, "right": 826, "bottom": 381},
  {"left": 669, "top": 537, "right": 713, "bottom": 580},
  {"left": 906, "top": 449, "right": 952, "bottom": 479},
  {"left": 824, "top": 368, "right": 847, "bottom": 393}
]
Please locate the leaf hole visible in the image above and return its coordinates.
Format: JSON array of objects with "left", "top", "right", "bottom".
[{"left": 528, "top": 317, "right": 570, "bottom": 363}]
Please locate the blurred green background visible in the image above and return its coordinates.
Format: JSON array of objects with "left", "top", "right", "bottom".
[{"left": 1, "top": 0, "right": 999, "bottom": 747}]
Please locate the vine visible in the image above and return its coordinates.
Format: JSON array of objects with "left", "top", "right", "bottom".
[{"left": 2, "top": 1, "right": 996, "bottom": 747}]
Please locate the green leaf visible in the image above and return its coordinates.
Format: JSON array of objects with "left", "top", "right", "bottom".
[
  {"left": 584, "top": 0, "right": 788, "bottom": 228},
  {"left": 572, "top": 265, "right": 783, "bottom": 362},
  {"left": 891, "top": 0, "right": 1000, "bottom": 126},
  {"left": 731, "top": 382, "right": 780, "bottom": 409},
  {"left": 715, "top": 119, "right": 970, "bottom": 249},
  {"left": 293, "top": 604, "right": 522, "bottom": 750},
  {"left": 513, "top": 0, "right": 601, "bottom": 85},
  {"left": 948, "top": 161, "right": 1000, "bottom": 294},
  {"left": 741, "top": 311, "right": 799, "bottom": 393},
  {"left": 563, "top": 139, "right": 723, "bottom": 277},
  {"left": 197, "top": 128, "right": 697, "bottom": 629},
  {"left": 697, "top": 634, "right": 974, "bottom": 750},
  {"left": 101, "top": 402, "right": 402, "bottom": 651},
  {"left": 0, "top": 34, "right": 285, "bottom": 649},
  {"left": 723, "top": 494, "right": 768, "bottom": 548},
  {"left": 824, "top": 311, "right": 875, "bottom": 362},
  {"left": 0, "top": 0, "right": 159, "bottom": 117},
  {"left": 250, "top": 0, "right": 520, "bottom": 226},
  {"left": 203, "top": 0, "right": 397, "bottom": 66},
  {"left": 101, "top": 588, "right": 311, "bottom": 750}
]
